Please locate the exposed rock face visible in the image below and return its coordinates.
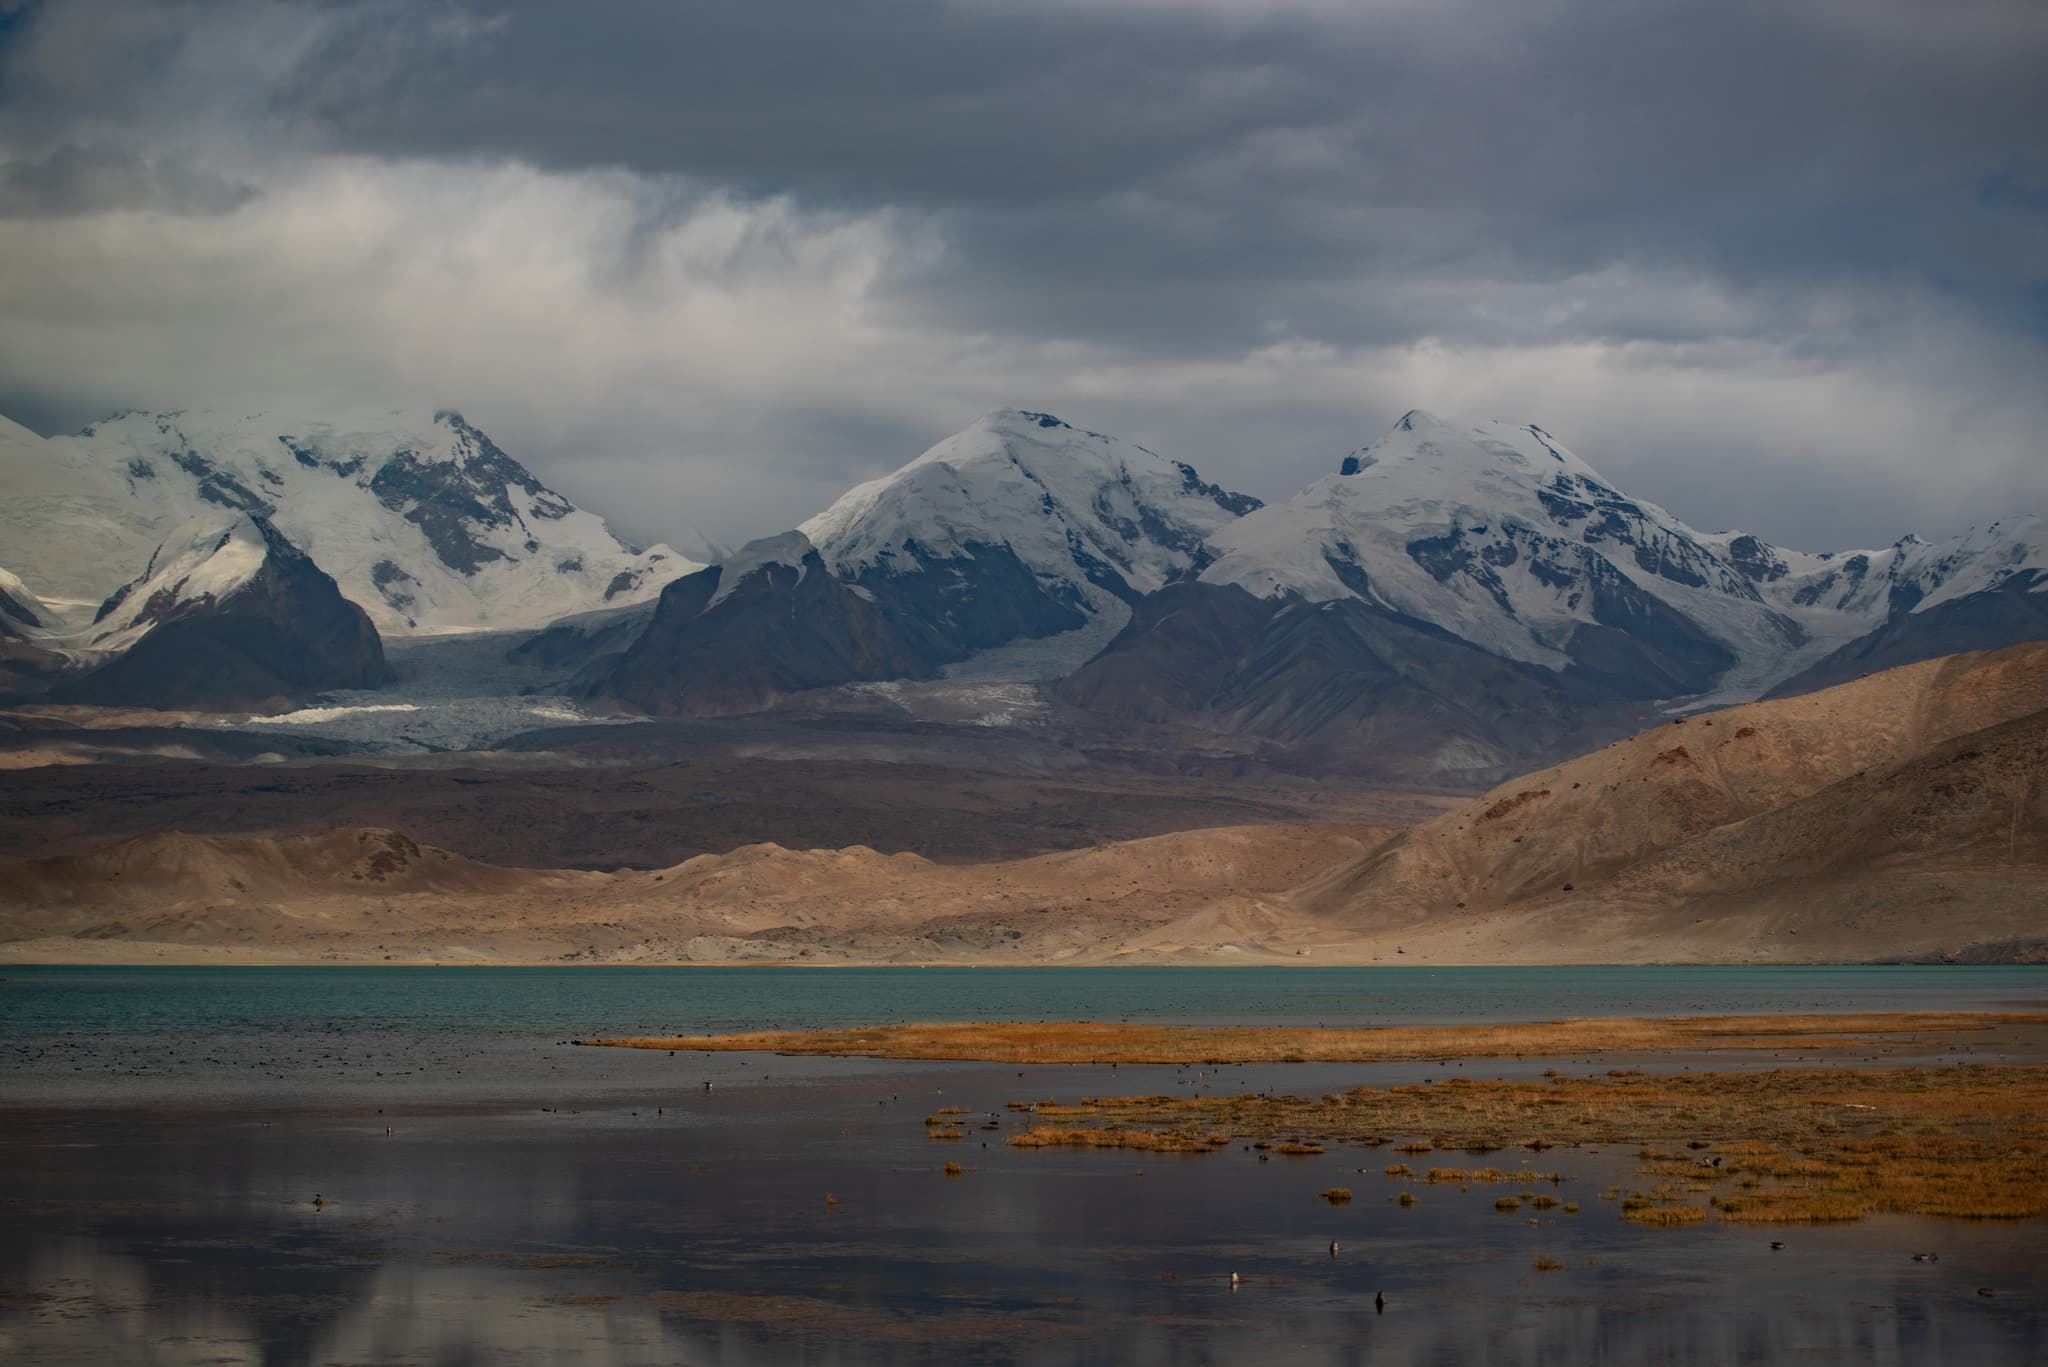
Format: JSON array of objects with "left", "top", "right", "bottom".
[
  {"left": 505, "top": 600, "right": 658, "bottom": 675},
  {"left": 0, "top": 567, "right": 67, "bottom": 693},
  {"left": 594, "top": 532, "right": 938, "bottom": 716},
  {"left": 1057, "top": 581, "right": 1628, "bottom": 782},
  {"left": 0, "top": 567, "right": 48, "bottom": 634},
  {"left": 53, "top": 517, "right": 389, "bottom": 711}
]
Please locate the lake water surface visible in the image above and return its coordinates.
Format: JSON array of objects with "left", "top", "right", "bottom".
[{"left": 4, "top": 966, "right": 2044, "bottom": 1363}]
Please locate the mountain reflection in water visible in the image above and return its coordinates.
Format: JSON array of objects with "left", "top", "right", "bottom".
[
  {"left": 6, "top": 1065, "right": 2044, "bottom": 1365},
  {"left": 4, "top": 966, "right": 2044, "bottom": 1364}
]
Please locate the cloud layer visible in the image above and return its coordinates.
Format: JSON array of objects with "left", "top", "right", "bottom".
[{"left": 1, "top": 0, "right": 2043, "bottom": 553}]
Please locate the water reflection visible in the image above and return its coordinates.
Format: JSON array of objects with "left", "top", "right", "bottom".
[{"left": 4, "top": 1062, "right": 2043, "bottom": 1364}]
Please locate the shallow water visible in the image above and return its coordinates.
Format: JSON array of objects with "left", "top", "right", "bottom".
[{"left": 3, "top": 966, "right": 2044, "bottom": 1363}]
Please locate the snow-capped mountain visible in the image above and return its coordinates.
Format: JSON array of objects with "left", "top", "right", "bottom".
[
  {"left": 1200, "top": 411, "right": 2047, "bottom": 702},
  {"left": 798, "top": 409, "right": 1261, "bottom": 662},
  {"left": 1758, "top": 527, "right": 2048, "bottom": 697},
  {"left": 51, "top": 515, "right": 388, "bottom": 710},
  {"left": 0, "top": 409, "right": 697, "bottom": 634}
]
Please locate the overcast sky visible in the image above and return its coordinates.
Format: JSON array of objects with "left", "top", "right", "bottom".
[{"left": 1, "top": 0, "right": 2043, "bottom": 555}]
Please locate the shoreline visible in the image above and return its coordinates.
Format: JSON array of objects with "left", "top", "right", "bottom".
[
  {"left": 7, "top": 942, "right": 2045, "bottom": 968},
  {"left": 579, "top": 1011, "right": 2048, "bottom": 1065}
]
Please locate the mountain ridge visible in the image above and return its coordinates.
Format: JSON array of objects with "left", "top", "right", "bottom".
[{"left": 0, "top": 407, "right": 696, "bottom": 634}]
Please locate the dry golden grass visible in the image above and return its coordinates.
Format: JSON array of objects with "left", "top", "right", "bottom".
[
  {"left": 991, "top": 1064, "right": 2048, "bottom": 1225},
  {"left": 1004, "top": 1127, "right": 1227, "bottom": 1154},
  {"left": 583, "top": 1012, "right": 2048, "bottom": 1064},
  {"left": 1626, "top": 1205, "right": 1708, "bottom": 1226},
  {"left": 1422, "top": 1166, "right": 1562, "bottom": 1185},
  {"left": 1320, "top": 1187, "right": 1353, "bottom": 1204}
]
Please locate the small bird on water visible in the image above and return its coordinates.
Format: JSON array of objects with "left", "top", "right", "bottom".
[
  {"left": 1375, "top": 1291, "right": 1385, "bottom": 1314},
  {"left": 1329, "top": 1240, "right": 1340, "bottom": 1256}
]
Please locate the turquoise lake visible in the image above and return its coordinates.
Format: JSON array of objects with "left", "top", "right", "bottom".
[{"left": 7, "top": 962, "right": 2045, "bottom": 1038}]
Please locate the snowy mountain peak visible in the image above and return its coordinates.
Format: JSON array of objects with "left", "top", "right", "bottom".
[
  {"left": 802, "top": 407, "right": 1260, "bottom": 596},
  {"left": 0, "top": 408, "right": 699, "bottom": 633},
  {"left": 796, "top": 407, "right": 1265, "bottom": 665},
  {"left": 1205, "top": 410, "right": 2048, "bottom": 702},
  {"left": 1206, "top": 410, "right": 1806, "bottom": 696}
]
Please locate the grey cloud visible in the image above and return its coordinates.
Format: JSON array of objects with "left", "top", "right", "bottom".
[
  {"left": 274, "top": 0, "right": 2048, "bottom": 357},
  {"left": 0, "top": 143, "right": 256, "bottom": 216}
]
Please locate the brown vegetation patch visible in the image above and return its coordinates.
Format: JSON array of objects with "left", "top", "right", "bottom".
[
  {"left": 1625, "top": 1206, "right": 1708, "bottom": 1226},
  {"left": 1005, "top": 1127, "right": 1225, "bottom": 1154},
  {"left": 1481, "top": 789, "right": 1551, "bottom": 821},
  {"left": 987, "top": 1064, "right": 2048, "bottom": 1225}
]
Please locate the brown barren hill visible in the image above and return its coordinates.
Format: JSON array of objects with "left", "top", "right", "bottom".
[
  {"left": 1294, "top": 641, "right": 2048, "bottom": 962},
  {"left": 0, "top": 822, "right": 1389, "bottom": 964}
]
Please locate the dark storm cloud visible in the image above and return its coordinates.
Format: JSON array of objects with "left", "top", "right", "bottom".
[{"left": 282, "top": 0, "right": 2048, "bottom": 354}]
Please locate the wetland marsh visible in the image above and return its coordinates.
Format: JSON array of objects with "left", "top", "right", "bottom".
[{"left": 4, "top": 965, "right": 2044, "bottom": 1363}]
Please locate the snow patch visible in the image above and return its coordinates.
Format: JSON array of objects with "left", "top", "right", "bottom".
[
  {"left": 706, "top": 530, "right": 814, "bottom": 610},
  {"left": 242, "top": 703, "right": 421, "bottom": 726}
]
